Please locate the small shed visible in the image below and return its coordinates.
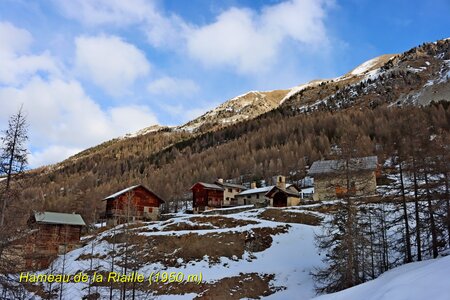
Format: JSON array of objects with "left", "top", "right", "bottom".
[
  {"left": 265, "top": 186, "right": 301, "bottom": 207},
  {"left": 104, "top": 184, "right": 165, "bottom": 224},
  {"left": 236, "top": 176, "right": 301, "bottom": 207}
]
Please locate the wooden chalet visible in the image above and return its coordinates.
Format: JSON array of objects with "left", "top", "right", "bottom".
[
  {"left": 191, "top": 179, "right": 247, "bottom": 212},
  {"left": 191, "top": 182, "right": 224, "bottom": 212},
  {"left": 104, "top": 184, "right": 165, "bottom": 225},
  {"left": 23, "top": 211, "right": 86, "bottom": 269}
]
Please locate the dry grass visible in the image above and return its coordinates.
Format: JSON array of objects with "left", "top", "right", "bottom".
[
  {"left": 97, "top": 223, "right": 288, "bottom": 267},
  {"left": 258, "top": 209, "right": 322, "bottom": 225},
  {"left": 141, "top": 225, "right": 288, "bottom": 266},
  {"left": 144, "top": 272, "right": 279, "bottom": 299}
]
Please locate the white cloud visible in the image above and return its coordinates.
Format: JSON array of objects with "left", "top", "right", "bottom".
[
  {"left": 147, "top": 77, "right": 199, "bottom": 96},
  {"left": 55, "top": 0, "right": 187, "bottom": 49},
  {"left": 54, "top": 0, "right": 152, "bottom": 26},
  {"left": 56, "top": 0, "right": 333, "bottom": 75},
  {"left": 186, "top": 0, "right": 332, "bottom": 74},
  {"left": 28, "top": 146, "right": 83, "bottom": 168},
  {"left": 108, "top": 105, "right": 159, "bottom": 134},
  {"left": 75, "top": 35, "right": 150, "bottom": 96},
  {"left": 160, "top": 103, "right": 217, "bottom": 124},
  {"left": 0, "top": 22, "right": 60, "bottom": 85},
  {"left": 0, "top": 77, "right": 158, "bottom": 167},
  {"left": 0, "top": 21, "right": 32, "bottom": 54}
]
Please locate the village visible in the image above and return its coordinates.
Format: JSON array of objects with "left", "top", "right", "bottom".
[{"left": 9, "top": 155, "right": 379, "bottom": 270}]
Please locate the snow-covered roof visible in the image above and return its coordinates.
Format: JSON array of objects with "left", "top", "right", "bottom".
[
  {"left": 191, "top": 182, "right": 224, "bottom": 190},
  {"left": 104, "top": 185, "right": 140, "bottom": 200},
  {"left": 34, "top": 211, "right": 86, "bottom": 226},
  {"left": 238, "top": 186, "right": 274, "bottom": 196},
  {"left": 216, "top": 181, "right": 247, "bottom": 190},
  {"left": 103, "top": 185, "right": 165, "bottom": 202},
  {"left": 265, "top": 186, "right": 299, "bottom": 198},
  {"left": 308, "top": 156, "right": 378, "bottom": 175}
]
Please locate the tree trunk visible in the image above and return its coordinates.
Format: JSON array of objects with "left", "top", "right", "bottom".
[
  {"left": 399, "top": 163, "right": 412, "bottom": 262},
  {"left": 412, "top": 157, "right": 422, "bottom": 261},
  {"left": 424, "top": 170, "right": 438, "bottom": 258}
]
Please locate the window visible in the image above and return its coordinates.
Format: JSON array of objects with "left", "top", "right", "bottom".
[
  {"left": 256, "top": 194, "right": 260, "bottom": 199},
  {"left": 228, "top": 188, "right": 232, "bottom": 193}
]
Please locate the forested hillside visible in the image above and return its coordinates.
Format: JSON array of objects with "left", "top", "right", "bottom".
[{"left": 9, "top": 39, "right": 450, "bottom": 226}]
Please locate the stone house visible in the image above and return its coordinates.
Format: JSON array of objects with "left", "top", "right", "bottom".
[{"left": 308, "top": 156, "right": 378, "bottom": 201}]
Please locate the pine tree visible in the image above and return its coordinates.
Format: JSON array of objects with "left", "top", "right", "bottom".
[
  {"left": 313, "top": 133, "right": 373, "bottom": 293},
  {"left": 0, "top": 106, "right": 28, "bottom": 226}
]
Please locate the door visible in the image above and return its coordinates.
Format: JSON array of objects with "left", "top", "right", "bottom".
[{"left": 273, "top": 192, "right": 287, "bottom": 207}]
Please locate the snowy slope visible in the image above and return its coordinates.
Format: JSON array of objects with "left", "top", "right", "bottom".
[
  {"left": 313, "top": 254, "right": 450, "bottom": 300},
  {"left": 19, "top": 209, "right": 323, "bottom": 299}
]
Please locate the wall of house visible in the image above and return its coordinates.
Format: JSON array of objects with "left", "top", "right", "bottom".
[
  {"left": 236, "top": 192, "right": 268, "bottom": 206},
  {"left": 223, "top": 187, "right": 243, "bottom": 206},
  {"left": 287, "top": 196, "right": 301, "bottom": 206},
  {"left": 313, "top": 170, "right": 377, "bottom": 201},
  {"left": 21, "top": 224, "right": 83, "bottom": 270}
]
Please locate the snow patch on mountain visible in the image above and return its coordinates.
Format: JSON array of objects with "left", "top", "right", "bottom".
[
  {"left": 120, "top": 125, "right": 170, "bottom": 139},
  {"left": 281, "top": 80, "right": 327, "bottom": 104},
  {"left": 351, "top": 57, "right": 381, "bottom": 75}
]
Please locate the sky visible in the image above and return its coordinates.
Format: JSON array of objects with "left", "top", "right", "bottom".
[{"left": 0, "top": 0, "right": 449, "bottom": 168}]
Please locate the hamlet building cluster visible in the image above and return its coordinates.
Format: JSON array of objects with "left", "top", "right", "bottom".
[{"left": 10, "top": 156, "right": 378, "bottom": 269}]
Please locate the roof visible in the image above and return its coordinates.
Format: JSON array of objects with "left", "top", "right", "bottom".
[
  {"left": 237, "top": 185, "right": 274, "bottom": 196},
  {"left": 308, "top": 156, "right": 378, "bottom": 175},
  {"left": 265, "top": 186, "right": 300, "bottom": 198},
  {"left": 34, "top": 211, "right": 86, "bottom": 226},
  {"left": 103, "top": 184, "right": 165, "bottom": 202},
  {"left": 215, "top": 181, "right": 247, "bottom": 190},
  {"left": 104, "top": 185, "right": 140, "bottom": 200},
  {"left": 190, "top": 182, "right": 224, "bottom": 191},
  {"left": 286, "top": 183, "right": 300, "bottom": 192}
]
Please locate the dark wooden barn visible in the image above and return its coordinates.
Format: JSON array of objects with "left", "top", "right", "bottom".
[
  {"left": 190, "top": 182, "right": 224, "bottom": 212},
  {"left": 23, "top": 211, "right": 86, "bottom": 269},
  {"left": 104, "top": 184, "right": 165, "bottom": 225}
]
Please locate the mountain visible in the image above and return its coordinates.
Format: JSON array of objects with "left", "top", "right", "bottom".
[
  {"left": 17, "top": 38, "right": 450, "bottom": 222},
  {"left": 179, "top": 89, "right": 289, "bottom": 133},
  {"left": 281, "top": 40, "right": 450, "bottom": 111}
]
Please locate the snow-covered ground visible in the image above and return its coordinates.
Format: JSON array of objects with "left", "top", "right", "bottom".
[
  {"left": 313, "top": 253, "right": 450, "bottom": 300},
  {"left": 18, "top": 209, "right": 324, "bottom": 299},
  {"left": 8, "top": 191, "right": 449, "bottom": 299}
]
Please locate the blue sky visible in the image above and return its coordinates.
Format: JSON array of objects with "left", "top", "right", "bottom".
[{"left": 0, "top": 0, "right": 449, "bottom": 168}]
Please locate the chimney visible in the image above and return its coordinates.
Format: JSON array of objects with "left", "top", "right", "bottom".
[
  {"left": 251, "top": 182, "right": 257, "bottom": 189},
  {"left": 217, "top": 178, "right": 224, "bottom": 184},
  {"left": 275, "top": 175, "right": 286, "bottom": 189}
]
